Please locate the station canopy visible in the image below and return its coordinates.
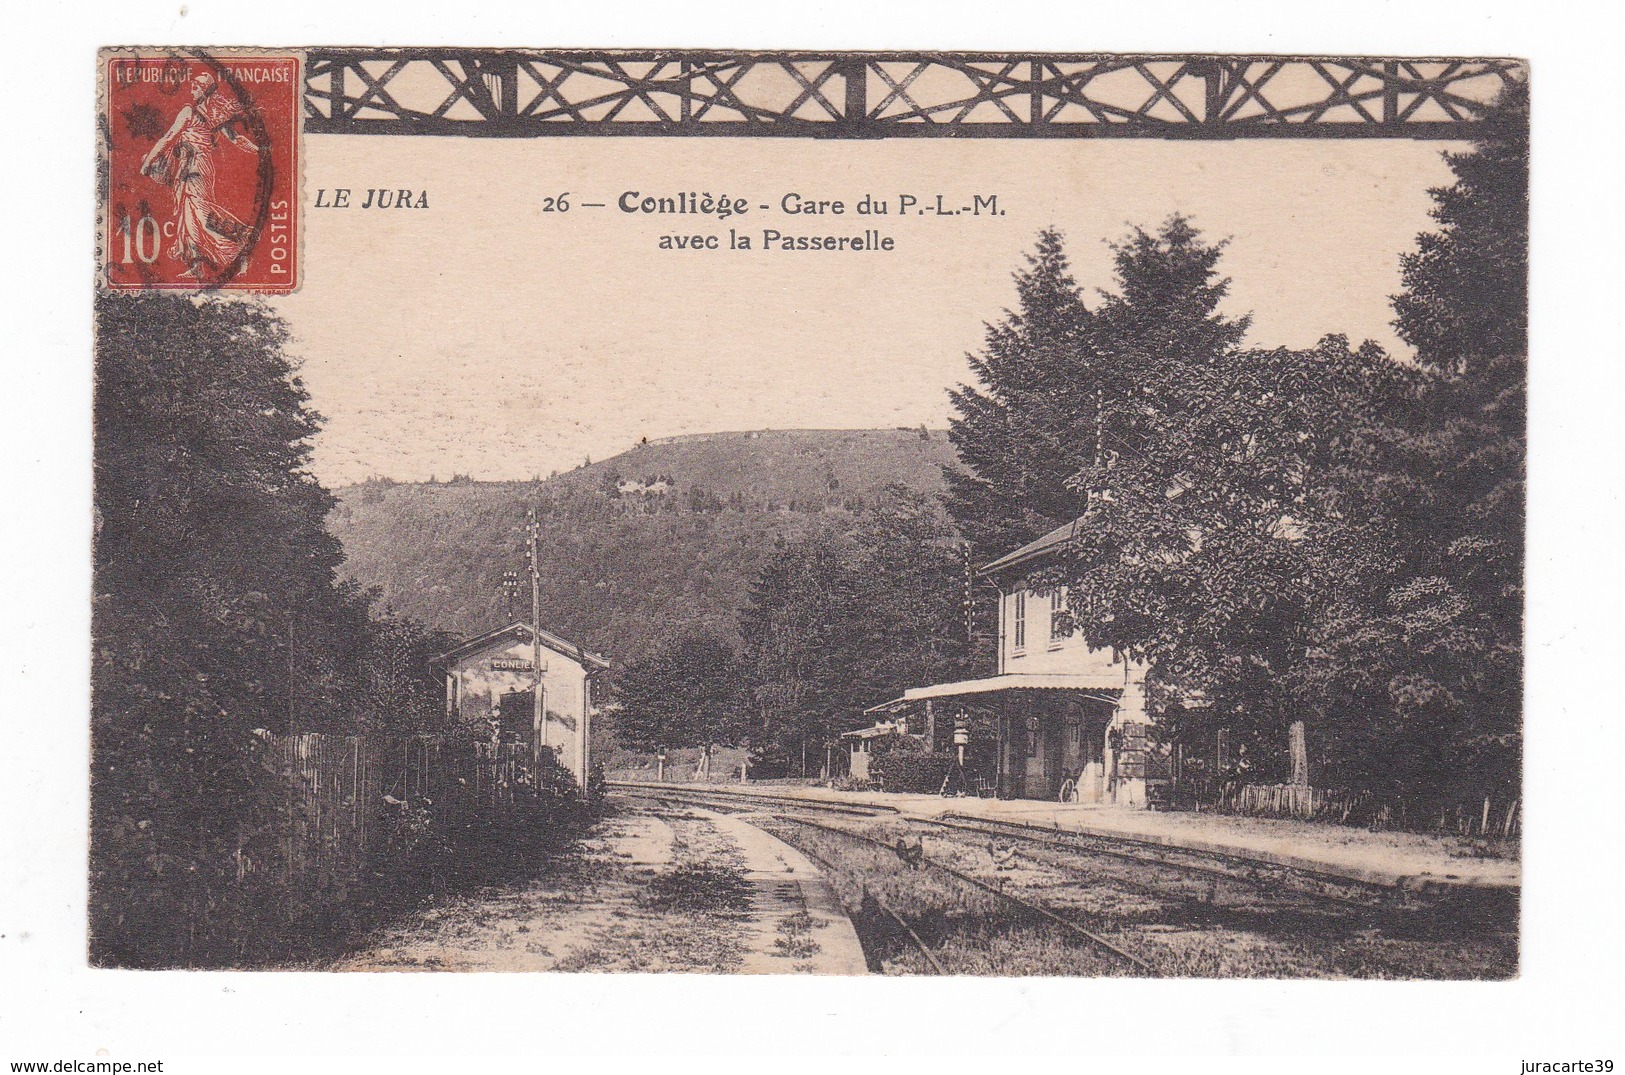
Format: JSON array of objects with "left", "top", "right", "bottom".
[{"left": 863, "top": 673, "right": 1126, "bottom": 716}]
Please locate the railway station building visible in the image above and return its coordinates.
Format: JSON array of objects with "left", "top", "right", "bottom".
[
  {"left": 432, "top": 622, "right": 609, "bottom": 788},
  {"left": 869, "top": 522, "right": 1164, "bottom": 806}
]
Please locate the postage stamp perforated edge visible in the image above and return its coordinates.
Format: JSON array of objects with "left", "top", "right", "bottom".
[{"left": 96, "top": 46, "right": 304, "bottom": 295}]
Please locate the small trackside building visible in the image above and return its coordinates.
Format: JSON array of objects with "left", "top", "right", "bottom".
[
  {"left": 431, "top": 622, "right": 609, "bottom": 789},
  {"left": 867, "top": 522, "right": 1163, "bottom": 806}
]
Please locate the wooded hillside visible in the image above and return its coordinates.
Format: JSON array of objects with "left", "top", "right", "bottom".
[{"left": 328, "top": 428, "right": 958, "bottom": 664}]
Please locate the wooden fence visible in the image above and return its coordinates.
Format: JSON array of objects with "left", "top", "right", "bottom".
[
  {"left": 245, "top": 730, "right": 558, "bottom": 891},
  {"left": 1215, "top": 781, "right": 1521, "bottom": 837},
  {"left": 1225, "top": 783, "right": 1334, "bottom": 820}
]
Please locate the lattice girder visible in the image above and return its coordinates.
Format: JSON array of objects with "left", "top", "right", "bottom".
[{"left": 302, "top": 51, "right": 1523, "bottom": 138}]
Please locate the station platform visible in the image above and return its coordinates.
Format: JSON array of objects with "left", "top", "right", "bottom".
[{"left": 614, "top": 779, "right": 1521, "bottom": 893}]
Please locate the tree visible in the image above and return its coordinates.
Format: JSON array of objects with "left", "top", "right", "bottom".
[
  {"left": 92, "top": 292, "right": 373, "bottom": 965},
  {"left": 1088, "top": 215, "right": 1252, "bottom": 468},
  {"left": 1392, "top": 81, "right": 1526, "bottom": 688},
  {"left": 738, "top": 491, "right": 981, "bottom": 776},
  {"left": 362, "top": 615, "right": 459, "bottom": 733},
  {"left": 843, "top": 488, "right": 980, "bottom": 704},
  {"left": 1392, "top": 83, "right": 1527, "bottom": 379},
  {"left": 738, "top": 530, "right": 855, "bottom": 776},
  {"left": 945, "top": 227, "right": 1096, "bottom": 560},
  {"left": 946, "top": 220, "right": 1250, "bottom": 565},
  {"left": 94, "top": 294, "right": 372, "bottom": 731},
  {"left": 1307, "top": 82, "right": 1528, "bottom": 809},
  {"left": 616, "top": 627, "right": 746, "bottom": 776},
  {"left": 1060, "top": 332, "right": 1409, "bottom": 782}
]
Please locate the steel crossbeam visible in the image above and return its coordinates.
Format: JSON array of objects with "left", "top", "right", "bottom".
[{"left": 302, "top": 51, "right": 1522, "bottom": 139}]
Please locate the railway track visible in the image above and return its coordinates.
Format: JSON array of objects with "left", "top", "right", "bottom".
[
  {"left": 765, "top": 823, "right": 948, "bottom": 975},
  {"left": 615, "top": 784, "right": 1158, "bottom": 975},
  {"left": 611, "top": 784, "right": 1517, "bottom": 978},
  {"left": 609, "top": 782, "right": 1391, "bottom": 911},
  {"left": 772, "top": 812, "right": 1158, "bottom": 975},
  {"left": 607, "top": 781, "right": 896, "bottom": 818},
  {"left": 919, "top": 813, "right": 1395, "bottom": 912},
  {"left": 617, "top": 786, "right": 947, "bottom": 974}
]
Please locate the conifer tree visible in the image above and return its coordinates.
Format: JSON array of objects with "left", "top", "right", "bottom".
[
  {"left": 946, "top": 220, "right": 1249, "bottom": 564},
  {"left": 945, "top": 228, "right": 1095, "bottom": 560},
  {"left": 1308, "top": 83, "right": 1528, "bottom": 807},
  {"left": 737, "top": 531, "right": 856, "bottom": 775}
]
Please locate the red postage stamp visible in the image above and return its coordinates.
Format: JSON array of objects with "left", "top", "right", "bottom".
[{"left": 101, "top": 50, "right": 300, "bottom": 292}]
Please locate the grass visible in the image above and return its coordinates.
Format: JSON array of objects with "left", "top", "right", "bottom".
[
  {"left": 641, "top": 863, "right": 753, "bottom": 915},
  {"left": 772, "top": 909, "right": 828, "bottom": 961},
  {"left": 550, "top": 813, "right": 754, "bottom": 973}
]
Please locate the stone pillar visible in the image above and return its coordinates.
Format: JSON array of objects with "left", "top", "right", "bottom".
[
  {"left": 1112, "top": 669, "right": 1151, "bottom": 808},
  {"left": 1288, "top": 720, "right": 1309, "bottom": 787}
]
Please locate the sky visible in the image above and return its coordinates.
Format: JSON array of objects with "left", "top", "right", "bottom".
[{"left": 272, "top": 133, "right": 1461, "bottom": 487}]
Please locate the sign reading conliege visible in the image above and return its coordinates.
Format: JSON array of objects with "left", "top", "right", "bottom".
[
  {"left": 100, "top": 50, "right": 300, "bottom": 292},
  {"left": 489, "top": 658, "right": 535, "bottom": 673}
]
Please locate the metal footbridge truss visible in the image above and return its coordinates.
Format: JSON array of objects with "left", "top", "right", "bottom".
[{"left": 302, "top": 51, "right": 1521, "bottom": 139}]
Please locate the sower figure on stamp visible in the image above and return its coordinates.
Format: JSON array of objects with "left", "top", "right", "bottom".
[{"left": 139, "top": 70, "right": 258, "bottom": 279}]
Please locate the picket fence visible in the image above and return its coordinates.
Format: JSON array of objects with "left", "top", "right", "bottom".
[
  {"left": 244, "top": 730, "right": 549, "bottom": 888},
  {"left": 1218, "top": 781, "right": 1521, "bottom": 837}
]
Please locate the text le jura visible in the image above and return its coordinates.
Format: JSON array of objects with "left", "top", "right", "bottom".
[{"left": 313, "top": 188, "right": 430, "bottom": 210}]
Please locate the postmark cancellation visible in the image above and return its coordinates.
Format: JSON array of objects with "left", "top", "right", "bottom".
[{"left": 99, "top": 49, "right": 300, "bottom": 293}]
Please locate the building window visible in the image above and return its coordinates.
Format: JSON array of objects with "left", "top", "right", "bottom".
[
  {"left": 1049, "top": 588, "right": 1067, "bottom": 645},
  {"left": 1012, "top": 590, "right": 1027, "bottom": 653}
]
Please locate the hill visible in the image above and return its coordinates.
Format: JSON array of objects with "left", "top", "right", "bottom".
[{"left": 328, "top": 428, "right": 959, "bottom": 665}]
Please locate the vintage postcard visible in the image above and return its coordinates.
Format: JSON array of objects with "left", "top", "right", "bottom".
[{"left": 91, "top": 48, "right": 1526, "bottom": 978}]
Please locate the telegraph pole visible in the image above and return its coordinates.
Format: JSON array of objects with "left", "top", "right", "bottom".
[
  {"left": 526, "top": 508, "right": 544, "bottom": 760},
  {"left": 502, "top": 569, "right": 521, "bottom": 618},
  {"left": 963, "top": 541, "right": 974, "bottom": 647}
]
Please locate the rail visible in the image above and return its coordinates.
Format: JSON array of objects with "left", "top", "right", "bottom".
[
  {"left": 775, "top": 812, "right": 1157, "bottom": 975},
  {"left": 930, "top": 813, "right": 1394, "bottom": 910},
  {"left": 607, "top": 780, "right": 898, "bottom": 817}
]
